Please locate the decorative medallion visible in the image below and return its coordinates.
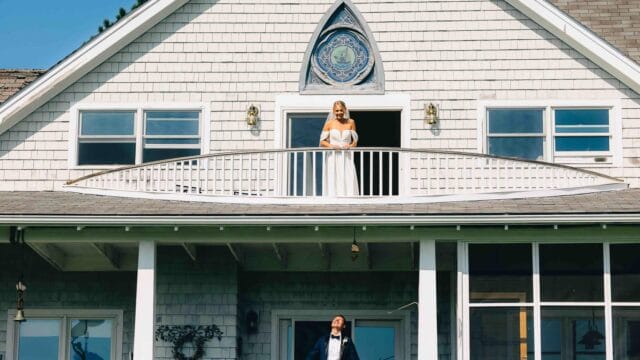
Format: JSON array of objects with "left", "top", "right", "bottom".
[
  {"left": 312, "top": 28, "right": 374, "bottom": 86},
  {"left": 300, "top": 0, "right": 384, "bottom": 93}
]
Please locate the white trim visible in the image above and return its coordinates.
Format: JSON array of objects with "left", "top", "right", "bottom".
[
  {"left": 504, "top": 0, "right": 640, "bottom": 95},
  {"left": 5, "top": 308, "right": 124, "bottom": 360},
  {"left": 0, "top": 0, "right": 189, "bottom": 135},
  {"left": 532, "top": 243, "right": 542, "bottom": 360},
  {"left": 477, "top": 99, "right": 622, "bottom": 166},
  {"left": 133, "top": 240, "right": 156, "bottom": 360},
  {"left": 604, "top": 243, "right": 614, "bottom": 360},
  {"left": 418, "top": 239, "right": 438, "bottom": 360},
  {"left": 270, "top": 309, "right": 411, "bottom": 360},
  {"left": 69, "top": 103, "right": 210, "bottom": 169}
]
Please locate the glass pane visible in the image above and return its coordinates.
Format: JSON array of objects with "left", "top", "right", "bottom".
[
  {"left": 355, "top": 323, "right": 396, "bottom": 360},
  {"left": 288, "top": 115, "right": 326, "bottom": 148},
  {"left": 540, "top": 244, "right": 604, "bottom": 302},
  {"left": 145, "top": 111, "right": 199, "bottom": 139},
  {"left": 488, "top": 109, "right": 543, "bottom": 134},
  {"left": 78, "top": 142, "right": 136, "bottom": 165},
  {"left": 469, "top": 244, "right": 532, "bottom": 303},
  {"left": 555, "top": 126, "right": 609, "bottom": 134},
  {"left": 542, "top": 307, "right": 605, "bottom": 360},
  {"left": 470, "top": 307, "right": 533, "bottom": 360},
  {"left": 555, "top": 109, "right": 609, "bottom": 126},
  {"left": 613, "top": 307, "right": 640, "bottom": 360},
  {"left": 555, "top": 136, "right": 609, "bottom": 151},
  {"left": 18, "top": 319, "right": 60, "bottom": 360},
  {"left": 611, "top": 244, "right": 640, "bottom": 302},
  {"left": 488, "top": 137, "right": 544, "bottom": 160},
  {"left": 143, "top": 148, "right": 200, "bottom": 162},
  {"left": 145, "top": 138, "right": 200, "bottom": 145},
  {"left": 69, "top": 319, "right": 112, "bottom": 360},
  {"left": 81, "top": 111, "right": 135, "bottom": 136}
]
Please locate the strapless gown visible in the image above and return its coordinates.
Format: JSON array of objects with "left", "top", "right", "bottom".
[{"left": 319, "top": 129, "right": 360, "bottom": 196}]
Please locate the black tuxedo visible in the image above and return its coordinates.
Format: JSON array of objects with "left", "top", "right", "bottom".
[{"left": 305, "top": 334, "right": 360, "bottom": 360}]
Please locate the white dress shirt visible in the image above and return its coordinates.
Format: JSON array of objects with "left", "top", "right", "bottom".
[{"left": 327, "top": 334, "right": 342, "bottom": 360}]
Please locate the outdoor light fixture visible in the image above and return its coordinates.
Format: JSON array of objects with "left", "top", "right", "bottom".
[
  {"left": 351, "top": 228, "right": 360, "bottom": 261},
  {"left": 425, "top": 103, "right": 438, "bottom": 125},
  {"left": 246, "top": 104, "right": 259, "bottom": 126},
  {"left": 578, "top": 311, "right": 605, "bottom": 349},
  {"left": 246, "top": 310, "right": 259, "bottom": 334},
  {"left": 14, "top": 281, "right": 26, "bottom": 322}
]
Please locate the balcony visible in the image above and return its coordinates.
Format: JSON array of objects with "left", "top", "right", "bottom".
[{"left": 64, "top": 148, "right": 626, "bottom": 204}]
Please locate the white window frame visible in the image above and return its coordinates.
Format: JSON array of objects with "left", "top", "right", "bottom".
[
  {"left": 270, "top": 309, "right": 411, "bottom": 360},
  {"left": 5, "top": 308, "right": 124, "bottom": 360},
  {"left": 69, "top": 103, "right": 211, "bottom": 169},
  {"left": 457, "top": 240, "right": 640, "bottom": 360},
  {"left": 477, "top": 100, "right": 622, "bottom": 167}
]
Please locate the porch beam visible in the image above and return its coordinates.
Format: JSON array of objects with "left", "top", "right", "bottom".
[
  {"left": 28, "top": 243, "right": 66, "bottom": 271},
  {"left": 181, "top": 243, "right": 197, "bottom": 262},
  {"left": 226, "top": 243, "right": 243, "bottom": 265},
  {"left": 133, "top": 240, "right": 156, "bottom": 360},
  {"left": 92, "top": 243, "right": 120, "bottom": 269},
  {"left": 418, "top": 239, "right": 438, "bottom": 360},
  {"left": 272, "top": 243, "right": 287, "bottom": 269}
]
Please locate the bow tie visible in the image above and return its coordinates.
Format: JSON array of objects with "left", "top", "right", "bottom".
[{"left": 330, "top": 335, "right": 341, "bottom": 340}]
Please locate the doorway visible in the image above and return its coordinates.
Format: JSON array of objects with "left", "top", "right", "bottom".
[{"left": 287, "top": 110, "right": 402, "bottom": 196}]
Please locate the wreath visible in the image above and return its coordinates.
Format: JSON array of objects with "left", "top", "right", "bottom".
[{"left": 155, "top": 325, "right": 223, "bottom": 360}]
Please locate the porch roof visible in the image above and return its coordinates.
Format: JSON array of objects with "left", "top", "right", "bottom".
[{"left": 1, "top": 189, "right": 640, "bottom": 219}]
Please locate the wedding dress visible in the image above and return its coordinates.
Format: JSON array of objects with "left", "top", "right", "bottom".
[{"left": 319, "top": 129, "right": 360, "bottom": 196}]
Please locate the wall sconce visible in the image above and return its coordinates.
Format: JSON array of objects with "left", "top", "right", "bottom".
[
  {"left": 425, "top": 103, "right": 438, "bottom": 125},
  {"left": 351, "top": 227, "right": 360, "bottom": 262},
  {"left": 246, "top": 104, "right": 259, "bottom": 127}
]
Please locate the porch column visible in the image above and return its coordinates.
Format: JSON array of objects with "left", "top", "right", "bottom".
[
  {"left": 133, "top": 240, "right": 156, "bottom": 360},
  {"left": 418, "top": 239, "right": 438, "bottom": 360}
]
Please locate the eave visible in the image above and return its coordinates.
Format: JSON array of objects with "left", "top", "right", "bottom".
[{"left": 0, "top": 0, "right": 188, "bottom": 135}]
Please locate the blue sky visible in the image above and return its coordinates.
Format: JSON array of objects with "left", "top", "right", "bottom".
[{"left": 0, "top": 0, "right": 135, "bottom": 69}]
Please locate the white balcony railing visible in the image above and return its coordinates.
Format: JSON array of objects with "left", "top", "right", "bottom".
[{"left": 65, "top": 148, "right": 626, "bottom": 204}]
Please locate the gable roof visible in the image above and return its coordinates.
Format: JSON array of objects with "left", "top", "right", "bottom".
[
  {"left": 1, "top": 0, "right": 640, "bottom": 136},
  {"left": 548, "top": 0, "right": 640, "bottom": 65},
  {"left": 0, "top": 70, "right": 45, "bottom": 105}
]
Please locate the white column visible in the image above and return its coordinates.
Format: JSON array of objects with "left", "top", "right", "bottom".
[
  {"left": 418, "top": 239, "right": 438, "bottom": 360},
  {"left": 133, "top": 240, "right": 156, "bottom": 360}
]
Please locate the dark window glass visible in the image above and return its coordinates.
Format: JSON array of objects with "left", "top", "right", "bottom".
[
  {"left": 541, "top": 307, "right": 605, "bottom": 360},
  {"left": 145, "top": 111, "right": 199, "bottom": 136},
  {"left": 143, "top": 148, "right": 200, "bottom": 163},
  {"left": 555, "top": 109, "right": 609, "bottom": 128},
  {"left": 540, "top": 244, "right": 603, "bottom": 302},
  {"left": 69, "top": 319, "right": 112, "bottom": 360},
  {"left": 611, "top": 244, "right": 640, "bottom": 302},
  {"left": 555, "top": 136, "right": 609, "bottom": 151},
  {"left": 78, "top": 143, "right": 135, "bottom": 165},
  {"left": 613, "top": 307, "right": 640, "bottom": 360},
  {"left": 470, "top": 307, "right": 533, "bottom": 360},
  {"left": 488, "top": 109, "right": 544, "bottom": 134},
  {"left": 80, "top": 111, "right": 135, "bottom": 136},
  {"left": 488, "top": 137, "right": 544, "bottom": 160},
  {"left": 469, "top": 244, "right": 532, "bottom": 303}
]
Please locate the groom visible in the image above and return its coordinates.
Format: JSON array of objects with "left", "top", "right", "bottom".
[{"left": 305, "top": 315, "right": 360, "bottom": 360}]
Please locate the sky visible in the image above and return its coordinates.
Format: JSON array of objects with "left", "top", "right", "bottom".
[{"left": 0, "top": 0, "right": 136, "bottom": 69}]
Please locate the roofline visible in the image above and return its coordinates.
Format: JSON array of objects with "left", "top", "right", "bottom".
[
  {"left": 505, "top": 0, "right": 640, "bottom": 94},
  {"left": 0, "top": 0, "right": 188, "bottom": 135},
  {"left": 0, "top": 213, "right": 639, "bottom": 226}
]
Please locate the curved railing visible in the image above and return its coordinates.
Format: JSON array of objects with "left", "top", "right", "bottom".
[{"left": 65, "top": 148, "right": 626, "bottom": 203}]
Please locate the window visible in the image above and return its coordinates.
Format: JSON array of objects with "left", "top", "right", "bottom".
[
  {"left": 482, "top": 102, "right": 619, "bottom": 165},
  {"left": 73, "top": 107, "right": 207, "bottom": 166},
  {"left": 487, "top": 109, "right": 545, "bottom": 161},
  {"left": 6, "top": 309, "right": 122, "bottom": 360}
]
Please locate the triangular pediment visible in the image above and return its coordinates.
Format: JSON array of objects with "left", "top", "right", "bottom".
[{"left": 299, "top": 0, "right": 384, "bottom": 94}]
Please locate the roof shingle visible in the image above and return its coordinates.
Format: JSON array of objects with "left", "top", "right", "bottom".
[{"left": 0, "top": 69, "right": 45, "bottom": 105}]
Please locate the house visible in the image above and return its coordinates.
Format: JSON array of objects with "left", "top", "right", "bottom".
[{"left": 1, "top": 0, "right": 640, "bottom": 359}]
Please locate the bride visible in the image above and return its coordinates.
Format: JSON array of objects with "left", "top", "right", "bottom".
[{"left": 319, "top": 100, "right": 360, "bottom": 196}]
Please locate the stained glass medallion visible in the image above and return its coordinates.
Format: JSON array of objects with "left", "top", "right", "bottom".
[{"left": 312, "top": 28, "right": 373, "bottom": 85}]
